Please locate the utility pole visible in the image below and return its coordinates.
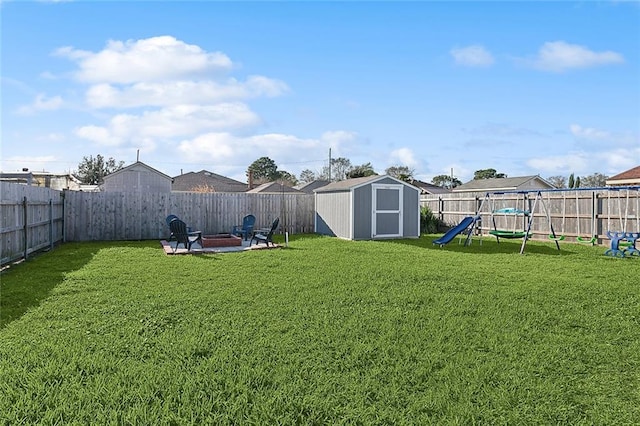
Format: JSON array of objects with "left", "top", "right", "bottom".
[{"left": 328, "top": 148, "right": 332, "bottom": 182}]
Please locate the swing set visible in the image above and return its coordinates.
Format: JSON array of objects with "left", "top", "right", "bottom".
[
  {"left": 476, "top": 190, "right": 560, "bottom": 254},
  {"left": 452, "top": 185, "right": 640, "bottom": 255}
]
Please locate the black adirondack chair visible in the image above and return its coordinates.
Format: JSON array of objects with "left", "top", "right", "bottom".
[
  {"left": 166, "top": 214, "right": 201, "bottom": 243},
  {"left": 250, "top": 217, "right": 279, "bottom": 247},
  {"left": 231, "top": 214, "right": 256, "bottom": 241},
  {"left": 169, "top": 218, "right": 202, "bottom": 252}
]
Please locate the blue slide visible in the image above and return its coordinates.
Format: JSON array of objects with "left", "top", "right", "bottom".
[{"left": 432, "top": 216, "right": 479, "bottom": 246}]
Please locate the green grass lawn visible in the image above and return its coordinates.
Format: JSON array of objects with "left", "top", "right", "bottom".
[{"left": 1, "top": 235, "right": 639, "bottom": 424}]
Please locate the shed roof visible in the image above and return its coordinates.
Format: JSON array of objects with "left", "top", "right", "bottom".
[
  {"left": 103, "top": 161, "right": 172, "bottom": 181},
  {"left": 315, "top": 175, "right": 418, "bottom": 193},
  {"left": 453, "top": 175, "right": 553, "bottom": 192},
  {"left": 172, "top": 170, "right": 247, "bottom": 192}
]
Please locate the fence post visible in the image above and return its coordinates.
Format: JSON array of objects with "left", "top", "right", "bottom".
[
  {"left": 61, "top": 190, "right": 66, "bottom": 243},
  {"left": 593, "top": 191, "right": 601, "bottom": 243},
  {"left": 49, "top": 198, "right": 54, "bottom": 251},
  {"left": 22, "top": 196, "right": 28, "bottom": 260}
]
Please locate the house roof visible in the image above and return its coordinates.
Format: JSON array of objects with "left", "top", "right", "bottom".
[
  {"left": 172, "top": 170, "right": 247, "bottom": 192},
  {"left": 247, "top": 182, "right": 303, "bottom": 194},
  {"left": 410, "top": 179, "right": 452, "bottom": 195},
  {"left": 315, "top": 175, "right": 419, "bottom": 193},
  {"left": 453, "top": 175, "right": 554, "bottom": 192},
  {"left": 293, "top": 180, "right": 330, "bottom": 194},
  {"left": 0, "top": 172, "right": 34, "bottom": 185},
  {"left": 103, "top": 161, "right": 172, "bottom": 181},
  {"left": 606, "top": 165, "right": 640, "bottom": 185}
]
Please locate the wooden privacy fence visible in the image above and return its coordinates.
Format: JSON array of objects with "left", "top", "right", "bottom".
[
  {"left": 63, "top": 191, "right": 315, "bottom": 242},
  {"left": 0, "top": 183, "right": 64, "bottom": 265},
  {"left": 421, "top": 189, "right": 640, "bottom": 243}
]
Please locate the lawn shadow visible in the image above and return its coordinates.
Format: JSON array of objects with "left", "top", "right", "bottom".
[{"left": 0, "top": 242, "right": 103, "bottom": 329}]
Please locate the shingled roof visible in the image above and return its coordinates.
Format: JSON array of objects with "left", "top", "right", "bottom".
[
  {"left": 293, "top": 180, "right": 330, "bottom": 194},
  {"left": 452, "top": 175, "right": 554, "bottom": 192},
  {"left": 606, "top": 165, "right": 640, "bottom": 186},
  {"left": 172, "top": 170, "right": 247, "bottom": 193},
  {"left": 246, "top": 182, "right": 303, "bottom": 194},
  {"left": 410, "top": 179, "right": 452, "bottom": 195}
]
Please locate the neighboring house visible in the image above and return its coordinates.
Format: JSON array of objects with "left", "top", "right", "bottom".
[
  {"left": 452, "top": 175, "right": 554, "bottom": 193},
  {"left": 606, "top": 165, "right": 640, "bottom": 186},
  {"left": 172, "top": 170, "right": 248, "bottom": 193},
  {"left": 101, "top": 161, "right": 172, "bottom": 193},
  {"left": 247, "top": 182, "right": 304, "bottom": 194},
  {"left": 314, "top": 175, "right": 420, "bottom": 240},
  {"left": 0, "top": 172, "right": 35, "bottom": 186},
  {"left": 410, "top": 179, "right": 452, "bottom": 195},
  {"left": 0, "top": 171, "right": 96, "bottom": 191},
  {"left": 293, "top": 180, "right": 330, "bottom": 194}
]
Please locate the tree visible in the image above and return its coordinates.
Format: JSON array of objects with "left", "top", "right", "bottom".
[
  {"left": 580, "top": 173, "right": 608, "bottom": 188},
  {"left": 473, "top": 168, "right": 507, "bottom": 180},
  {"left": 275, "top": 170, "right": 298, "bottom": 186},
  {"left": 431, "top": 174, "right": 462, "bottom": 189},
  {"left": 299, "top": 169, "right": 318, "bottom": 183},
  {"left": 247, "top": 157, "right": 278, "bottom": 184},
  {"left": 568, "top": 173, "right": 575, "bottom": 189},
  {"left": 347, "top": 163, "right": 377, "bottom": 179},
  {"left": 385, "top": 165, "right": 414, "bottom": 182},
  {"left": 76, "top": 154, "right": 124, "bottom": 185},
  {"left": 575, "top": 176, "right": 581, "bottom": 188},
  {"left": 322, "top": 157, "right": 352, "bottom": 181},
  {"left": 547, "top": 175, "right": 567, "bottom": 189}
]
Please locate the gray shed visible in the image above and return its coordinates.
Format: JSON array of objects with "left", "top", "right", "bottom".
[
  {"left": 101, "top": 161, "right": 172, "bottom": 193},
  {"left": 315, "top": 175, "right": 420, "bottom": 240}
]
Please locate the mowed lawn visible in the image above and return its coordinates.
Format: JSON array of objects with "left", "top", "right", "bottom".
[{"left": 1, "top": 235, "right": 639, "bottom": 424}]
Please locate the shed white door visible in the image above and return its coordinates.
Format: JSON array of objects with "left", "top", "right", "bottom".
[{"left": 371, "top": 184, "right": 403, "bottom": 238}]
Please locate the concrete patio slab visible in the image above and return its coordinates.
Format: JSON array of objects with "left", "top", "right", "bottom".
[{"left": 160, "top": 239, "right": 280, "bottom": 255}]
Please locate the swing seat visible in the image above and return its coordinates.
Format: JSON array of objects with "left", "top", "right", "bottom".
[
  {"left": 490, "top": 230, "right": 530, "bottom": 239},
  {"left": 548, "top": 234, "right": 565, "bottom": 241},
  {"left": 577, "top": 236, "right": 597, "bottom": 245},
  {"left": 493, "top": 208, "right": 530, "bottom": 216}
]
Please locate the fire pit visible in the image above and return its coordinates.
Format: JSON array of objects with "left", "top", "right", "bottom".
[{"left": 201, "top": 234, "right": 242, "bottom": 248}]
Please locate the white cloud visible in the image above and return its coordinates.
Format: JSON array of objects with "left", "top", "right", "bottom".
[
  {"left": 177, "top": 132, "right": 320, "bottom": 166},
  {"left": 85, "top": 76, "right": 289, "bottom": 109},
  {"left": 530, "top": 41, "right": 624, "bottom": 72},
  {"left": 55, "top": 36, "right": 233, "bottom": 84},
  {"left": 75, "top": 103, "right": 261, "bottom": 146},
  {"left": 319, "top": 131, "right": 360, "bottom": 155},
  {"left": 526, "top": 147, "right": 640, "bottom": 176},
  {"left": 570, "top": 124, "right": 638, "bottom": 146},
  {"left": 389, "top": 148, "right": 419, "bottom": 169},
  {"left": 75, "top": 125, "right": 123, "bottom": 146},
  {"left": 570, "top": 124, "right": 611, "bottom": 141},
  {"left": 527, "top": 153, "right": 590, "bottom": 175},
  {"left": 599, "top": 147, "right": 640, "bottom": 173},
  {"left": 17, "top": 93, "right": 63, "bottom": 114},
  {"left": 450, "top": 45, "right": 494, "bottom": 67}
]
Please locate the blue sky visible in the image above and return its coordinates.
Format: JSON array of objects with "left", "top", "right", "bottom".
[{"left": 2, "top": 1, "right": 639, "bottom": 184}]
